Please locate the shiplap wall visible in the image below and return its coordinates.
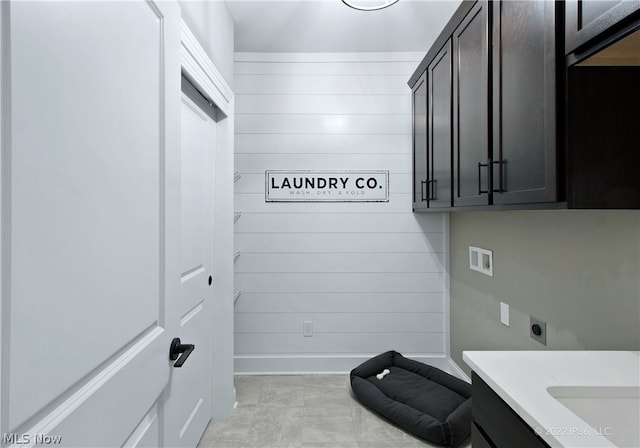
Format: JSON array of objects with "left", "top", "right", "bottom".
[{"left": 233, "top": 52, "right": 448, "bottom": 373}]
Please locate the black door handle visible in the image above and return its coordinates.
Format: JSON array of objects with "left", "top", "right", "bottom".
[{"left": 169, "top": 337, "right": 195, "bottom": 368}]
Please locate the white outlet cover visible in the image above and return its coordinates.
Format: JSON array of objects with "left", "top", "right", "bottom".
[
  {"left": 469, "top": 246, "right": 493, "bottom": 276},
  {"left": 500, "top": 302, "right": 510, "bottom": 326}
]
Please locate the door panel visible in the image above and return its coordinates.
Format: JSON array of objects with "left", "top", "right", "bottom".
[
  {"left": 453, "top": 1, "right": 489, "bottom": 206},
  {"left": 428, "top": 40, "right": 452, "bottom": 208},
  {"left": 493, "top": 0, "right": 557, "bottom": 205},
  {"left": 122, "top": 404, "right": 160, "bottom": 448},
  {"left": 2, "top": 1, "right": 180, "bottom": 445},
  {"left": 412, "top": 74, "right": 428, "bottom": 210},
  {"left": 163, "top": 83, "right": 215, "bottom": 448}
]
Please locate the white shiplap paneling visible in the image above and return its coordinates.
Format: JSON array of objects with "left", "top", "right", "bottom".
[
  {"left": 236, "top": 94, "right": 411, "bottom": 115},
  {"left": 233, "top": 212, "right": 441, "bottom": 233},
  {"left": 235, "top": 74, "right": 410, "bottom": 95},
  {"left": 235, "top": 273, "right": 445, "bottom": 294},
  {"left": 235, "top": 153, "right": 411, "bottom": 173},
  {"left": 235, "top": 232, "right": 445, "bottom": 254},
  {"left": 233, "top": 292, "right": 445, "bottom": 314},
  {"left": 236, "top": 134, "right": 411, "bottom": 155},
  {"left": 236, "top": 114, "right": 411, "bottom": 135},
  {"left": 234, "top": 61, "right": 420, "bottom": 76},
  {"left": 235, "top": 312, "right": 445, "bottom": 334},
  {"left": 234, "top": 53, "right": 447, "bottom": 373},
  {"left": 235, "top": 253, "right": 445, "bottom": 273}
]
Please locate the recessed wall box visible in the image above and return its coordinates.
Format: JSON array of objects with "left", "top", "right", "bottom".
[
  {"left": 469, "top": 246, "right": 493, "bottom": 276},
  {"left": 530, "top": 316, "right": 547, "bottom": 345}
]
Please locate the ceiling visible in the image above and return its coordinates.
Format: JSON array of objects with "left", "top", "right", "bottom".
[{"left": 225, "top": 0, "right": 462, "bottom": 53}]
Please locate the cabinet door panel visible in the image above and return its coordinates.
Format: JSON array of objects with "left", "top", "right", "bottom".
[
  {"left": 428, "top": 40, "right": 452, "bottom": 208},
  {"left": 567, "top": 66, "right": 640, "bottom": 208},
  {"left": 473, "top": 373, "right": 551, "bottom": 448},
  {"left": 471, "top": 422, "right": 493, "bottom": 448},
  {"left": 453, "top": 1, "right": 489, "bottom": 207},
  {"left": 492, "top": 0, "right": 557, "bottom": 205},
  {"left": 413, "top": 74, "right": 428, "bottom": 210},
  {"left": 566, "top": 0, "right": 640, "bottom": 54}
]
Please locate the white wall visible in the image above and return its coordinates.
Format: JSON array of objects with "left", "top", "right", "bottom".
[
  {"left": 179, "top": 1, "right": 235, "bottom": 88},
  {"left": 233, "top": 52, "right": 449, "bottom": 373}
]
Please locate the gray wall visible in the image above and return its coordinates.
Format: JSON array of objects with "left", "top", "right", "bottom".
[
  {"left": 233, "top": 52, "right": 450, "bottom": 373},
  {"left": 179, "top": 1, "right": 235, "bottom": 88},
  {"left": 450, "top": 210, "right": 640, "bottom": 376}
]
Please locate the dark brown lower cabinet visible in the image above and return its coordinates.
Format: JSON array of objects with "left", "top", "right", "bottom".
[
  {"left": 471, "top": 422, "right": 494, "bottom": 448},
  {"left": 472, "top": 373, "right": 551, "bottom": 448}
]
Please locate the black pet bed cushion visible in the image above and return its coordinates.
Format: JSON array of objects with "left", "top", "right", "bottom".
[{"left": 350, "top": 351, "right": 472, "bottom": 447}]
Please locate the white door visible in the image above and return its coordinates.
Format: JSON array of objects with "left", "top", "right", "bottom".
[
  {"left": 0, "top": 2, "right": 182, "bottom": 447},
  {"left": 163, "top": 78, "right": 216, "bottom": 448}
]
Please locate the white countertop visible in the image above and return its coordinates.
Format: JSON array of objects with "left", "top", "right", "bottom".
[{"left": 463, "top": 351, "right": 640, "bottom": 448}]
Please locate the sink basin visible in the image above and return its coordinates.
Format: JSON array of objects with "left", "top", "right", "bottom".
[{"left": 547, "top": 386, "right": 640, "bottom": 448}]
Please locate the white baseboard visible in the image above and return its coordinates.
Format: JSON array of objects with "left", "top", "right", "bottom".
[
  {"left": 234, "top": 354, "right": 451, "bottom": 375},
  {"left": 448, "top": 358, "right": 471, "bottom": 383}
]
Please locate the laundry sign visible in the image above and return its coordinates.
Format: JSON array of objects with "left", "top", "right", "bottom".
[{"left": 266, "top": 170, "right": 389, "bottom": 202}]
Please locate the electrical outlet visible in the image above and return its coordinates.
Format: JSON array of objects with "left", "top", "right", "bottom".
[
  {"left": 500, "top": 302, "right": 510, "bottom": 326},
  {"left": 530, "top": 316, "right": 546, "bottom": 345},
  {"left": 303, "top": 320, "right": 313, "bottom": 337}
]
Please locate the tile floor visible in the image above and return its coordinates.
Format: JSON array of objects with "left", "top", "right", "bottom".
[{"left": 197, "top": 375, "right": 472, "bottom": 448}]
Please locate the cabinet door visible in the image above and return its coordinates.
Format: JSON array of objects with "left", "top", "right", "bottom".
[
  {"left": 566, "top": 0, "right": 640, "bottom": 54},
  {"left": 453, "top": 0, "right": 490, "bottom": 207},
  {"left": 567, "top": 66, "right": 640, "bottom": 209},
  {"left": 427, "top": 40, "right": 453, "bottom": 208},
  {"left": 473, "top": 373, "right": 552, "bottom": 448},
  {"left": 471, "top": 422, "right": 494, "bottom": 448},
  {"left": 492, "top": 0, "right": 558, "bottom": 205},
  {"left": 412, "top": 73, "right": 428, "bottom": 211}
]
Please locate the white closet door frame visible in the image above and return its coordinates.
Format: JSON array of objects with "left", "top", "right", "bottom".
[{"left": 179, "top": 20, "right": 236, "bottom": 419}]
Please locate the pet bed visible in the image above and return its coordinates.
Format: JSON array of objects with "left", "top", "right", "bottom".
[{"left": 350, "top": 350, "right": 472, "bottom": 447}]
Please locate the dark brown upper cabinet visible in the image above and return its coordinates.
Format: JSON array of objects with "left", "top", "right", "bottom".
[
  {"left": 409, "top": 0, "right": 640, "bottom": 211},
  {"left": 565, "top": 0, "right": 640, "bottom": 56},
  {"left": 412, "top": 39, "right": 454, "bottom": 210},
  {"left": 492, "top": 1, "right": 560, "bottom": 205},
  {"left": 452, "top": 0, "right": 490, "bottom": 207},
  {"left": 427, "top": 40, "right": 453, "bottom": 208},
  {"left": 427, "top": 39, "right": 453, "bottom": 208},
  {"left": 565, "top": 2, "right": 640, "bottom": 209},
  {"left": 412, "top": 73, "right": 428, "bottom": 211},
  {"left": 409, "top": 0, "right": 561, "bottom": 211}
]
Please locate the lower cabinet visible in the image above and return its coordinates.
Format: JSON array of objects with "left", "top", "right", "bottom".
[{"left": 472, "top": 372, "right": 551, "bottom": 448}]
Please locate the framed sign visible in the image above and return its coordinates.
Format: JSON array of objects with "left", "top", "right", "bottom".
[{"left": 265, "top": 170, "right": 389, "bottom": 202}]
